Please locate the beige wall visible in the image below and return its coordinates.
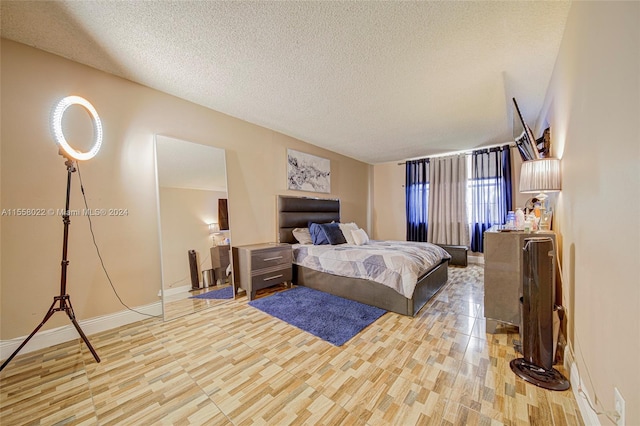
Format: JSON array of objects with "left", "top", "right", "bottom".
[
  {"left": 0, "top": 39, "right": 369, "bottom": 339},
  {"left": 371, "top": 161, "right": 406, "bottom": 240},
  {"left": 540, "top": 2, "right": 639, "bottom": 423}
]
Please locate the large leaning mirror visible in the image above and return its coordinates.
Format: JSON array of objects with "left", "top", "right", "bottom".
[{"left": 154, "top": 135, "right": 231, "bottom": 320}]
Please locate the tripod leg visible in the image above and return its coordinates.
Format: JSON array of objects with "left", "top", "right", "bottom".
[
  {"left": 0, "top": 300, "right": 58, "bottom": 372},
  {"left": 64, "top": 298, "right": 100, "bottom": 363}
]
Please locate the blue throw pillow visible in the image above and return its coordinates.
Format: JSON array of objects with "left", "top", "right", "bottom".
[
  {"left": 319, "top": 223, "right": 347, "bottom": 245},
  {"left": 309, "top": 222, "right": 330, "bottom": 245}
]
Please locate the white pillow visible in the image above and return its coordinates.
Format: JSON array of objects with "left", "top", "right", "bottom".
[
  {"left": 338, "top": 222, "right": 358, "bottom": 245},
  {"left": 292, "top": 227, "right": 313, "bottom": 244},
  {"left": 351, "top": 228, "right": 369, "bottom": 246}
]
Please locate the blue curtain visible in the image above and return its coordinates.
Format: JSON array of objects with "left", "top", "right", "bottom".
[
  {"left": 405, "top": 159, "right": 429, "bottom": 241},
  {"left": 469, "top": 145, "right": 512, "bottom": 252}
]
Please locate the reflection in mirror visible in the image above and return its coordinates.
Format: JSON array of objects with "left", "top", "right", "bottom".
[{"left": 154, "top": 135, "right": 231, "bottom": 320}]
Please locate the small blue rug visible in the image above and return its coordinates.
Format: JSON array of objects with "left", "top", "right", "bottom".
[
  {"left": 190, "top": 286, "right": 233, "bottom": 299},
  {"left": 248, "top": 286, "right": 386, "bottom": 346}
]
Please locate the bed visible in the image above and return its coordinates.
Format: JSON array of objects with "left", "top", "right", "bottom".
[{"left": 277, "top": 195, "right": 450, "bottom": 316}]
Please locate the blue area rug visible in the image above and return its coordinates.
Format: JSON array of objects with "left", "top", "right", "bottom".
[
  {"left": 248, "top": 286, "right": 386, "bottom": 346},
  {"left": 190, "top": 286, "right": 233, "bottom": 299}
]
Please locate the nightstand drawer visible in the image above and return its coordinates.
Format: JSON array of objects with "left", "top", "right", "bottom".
[
  {"left": 251, "top": 248, "right": 292, "bottom": 269},
  {"left": 251, "top": 266, "right": 293, "bottom": 289}
]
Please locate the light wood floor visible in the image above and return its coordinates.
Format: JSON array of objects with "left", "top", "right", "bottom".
[
  {"left": 163, "top": 283, "right": 234, "bottom": 320},
  {"left": 0, "top": 265, "right": 583, "bottom": 425}
]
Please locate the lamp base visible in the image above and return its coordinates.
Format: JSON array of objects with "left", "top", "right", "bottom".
[{"left": 510, "top": 358, "right": 570, "bottom": 391}]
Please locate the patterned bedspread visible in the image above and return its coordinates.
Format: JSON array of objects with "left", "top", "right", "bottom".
[{"left": 292, "top": 241, "right": 451, "bottom": 298}]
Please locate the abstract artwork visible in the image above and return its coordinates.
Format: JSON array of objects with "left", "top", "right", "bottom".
[{"left": 287, "top": 149, "right": 331, "bottom": 193}]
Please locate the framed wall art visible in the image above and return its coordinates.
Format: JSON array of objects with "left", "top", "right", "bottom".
[{"left": 287, "top": 149, "right": 331, "bottom": 193}]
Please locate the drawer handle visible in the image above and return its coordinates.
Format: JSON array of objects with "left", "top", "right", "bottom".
[
  {"left": 263, "top": 274, "right": 284, "bottom": 281},
  {"left": 263, "top": 256, "right": 283, "bottom": 261}
]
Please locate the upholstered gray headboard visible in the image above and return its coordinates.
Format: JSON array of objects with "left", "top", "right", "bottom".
[{"left": 277, "top": 195, "right": 340, "bottom": 243}]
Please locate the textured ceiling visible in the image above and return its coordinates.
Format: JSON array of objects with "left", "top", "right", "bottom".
[{"left": 1, "top": 1, "right": 571, "bottom": 164}]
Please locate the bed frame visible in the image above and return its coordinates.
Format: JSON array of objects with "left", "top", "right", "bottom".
[{"left": 277, "top": 195, "right": 449, "bottom": 316}]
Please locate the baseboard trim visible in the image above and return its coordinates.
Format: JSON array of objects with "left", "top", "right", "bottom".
[
  {"left": 564, "top": 343, "right": 601, "bottom": 425},
  {"left": 0, "top": 302, "right": 162, "bottom": 361},
  {"left": 163, "top": 284, "right": 192, "bottom": 297}
]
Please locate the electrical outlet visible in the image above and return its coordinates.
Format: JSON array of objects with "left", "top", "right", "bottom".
[{"left": 614, "top": 387, "right": 625, "bottom": 426}]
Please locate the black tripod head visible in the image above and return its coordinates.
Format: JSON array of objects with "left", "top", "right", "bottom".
[{"left": 58, "top": 148, "right": 77, "bottom": 172}]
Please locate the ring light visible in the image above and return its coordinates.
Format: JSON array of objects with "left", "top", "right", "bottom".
[
  {"left": 1, "top": 96, "right": 105, "bottom": 371},
  {"left": 52, "top": 96, "right": 103, "bottom": 161}
]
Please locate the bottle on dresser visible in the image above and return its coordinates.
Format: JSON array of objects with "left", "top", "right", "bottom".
[
  {"left": 506, "top": 211, "right": 516, "bottom": 229},
  {"left": 515, "top": 208, "right": 525, "bottom": 230}
]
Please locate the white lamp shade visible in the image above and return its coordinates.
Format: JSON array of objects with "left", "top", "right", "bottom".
[
  {"left": 208, "top": 223, "right": 220, "bottom": 234},
  {"left": 520, "top": 158, "right": 561, "bottom": 193}
]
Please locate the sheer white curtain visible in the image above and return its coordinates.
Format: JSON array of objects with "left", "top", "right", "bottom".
[{"left": 427, "top": 154, "right": 470, "bottom": 246}]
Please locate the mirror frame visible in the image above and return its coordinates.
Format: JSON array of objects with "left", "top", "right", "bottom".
[{"left": 154, "top": 135, "right": 231, "bottom": 320}]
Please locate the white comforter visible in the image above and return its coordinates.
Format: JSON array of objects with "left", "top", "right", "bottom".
[{"left": 292, "top": 241, "right": 451, "bottom": 298}]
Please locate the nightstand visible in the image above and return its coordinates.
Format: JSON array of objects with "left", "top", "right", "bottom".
[
  {"left": 232, "top": 243, "right": 292, "bottom": 301},
  {"left": 210, "top": 244, "right": 230, "bottom": 284}
]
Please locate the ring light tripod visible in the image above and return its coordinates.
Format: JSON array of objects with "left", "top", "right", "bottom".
[{"left": 0, "top": 96, "right": 103, "bottom": 371}]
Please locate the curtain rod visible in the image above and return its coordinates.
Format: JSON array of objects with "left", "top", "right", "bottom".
[{"left": 396, "top": 142, "right": 515, "bottom": 165}]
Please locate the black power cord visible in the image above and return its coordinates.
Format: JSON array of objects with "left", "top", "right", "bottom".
[{"left": 76, "top": 163, "right": 162, "bottom": 319}]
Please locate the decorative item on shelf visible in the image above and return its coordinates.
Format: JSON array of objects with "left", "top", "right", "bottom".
[
  {"left": 539, "top": 210, "right": 553, "bottom": 231},
  {"left": 524, "top": 196, "right": 544, "bottom": 216},
  {"left": 535, "top": 127, "right": 551, "bottom": 158}
]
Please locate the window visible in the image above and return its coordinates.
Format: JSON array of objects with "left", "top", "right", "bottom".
[
  {"left": 406, "top": 146, "right": 512, "bottom": 252},
  {"left": 467, "top": 177, "right": 503, "bottom": 228},
  {"left": 468, "top": 147, "right": 512, "bottom": 252},
  {"left": 405, "top": 159, "right": 429, "bottom": 242}
]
